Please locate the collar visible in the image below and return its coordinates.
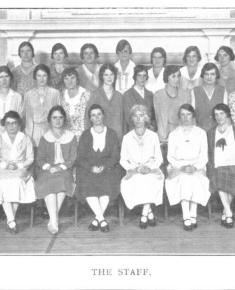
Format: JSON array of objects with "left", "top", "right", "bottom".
[
  {"left": 63, "top": 87, "right": 86, "bottom": 104},
  {"left": 115, "top": 59, "right": 135, "bottom": 73},
  {"left": 44, "top": 129, "right": 75, "bottom": 144},
  {"left": 180, "top": 63, "right": 203, "bottom": 80}
]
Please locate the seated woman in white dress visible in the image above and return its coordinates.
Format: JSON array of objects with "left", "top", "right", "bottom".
[
  {"left": 0, "top": 111, "right": 36, "bottom": 233},
  {"left": 120, "top": 104, "right": 164, "bottom": 229},
  {"left": 165, "top": 104, "right": 210, "bottom": 231}
]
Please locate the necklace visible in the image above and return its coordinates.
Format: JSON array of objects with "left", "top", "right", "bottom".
[{"left": 165, "top": 87, "right": 178, "bottom": 98}]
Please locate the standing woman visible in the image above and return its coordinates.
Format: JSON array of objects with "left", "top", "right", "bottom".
[
  {"left": 0, "top": 111, "right": 36, "bottom": 233},
  {"left": 120, "top": 105, "right": 164, "bottom": 229},
  {"left": 145, "top": 47, "right": 166, "bottom": 94},
  {"left": 35, "top": 106, "right": 77, "bottom": 234},
  {"left": 24, "top": 64, "right": 61, "bottom": 147},
  {"left": 61, "top": 67, "right": 90, "bottom": 141},
  {"left": 215, "top": 46, "right": 235, "bottom": 94},
  {"left": 86, "top": 63, "right": 124, "bottom": 141},
  {"left": 76, "top": 43, "right": 101, "bottom": 93},
  {"left": 76, "top": 104, "right": 121, "bottom": 232},
  {"left": 165, "top": 104, "right": 210, "bottom": 231},
  {"left": 180, "top": 46, "right": 203, "bottom": 91},
  {"left": 114, "top": 39, "right": 136, "bottom": 94},
  {"left": 50, "top": 43, "right": 69, "bottom": 92},
  {"left": 208, "top": 103, "right": 235, "bottom": 228},
  {"left": 0, "top": 66, "right": 23, "bottom": 130},
  {"left": 12, "top": 41, "right": 36, "bottom": 97},
  {"left": 191, "top": 62, "right": 227, "bottom": 132},
  {"left": 123, "top": 64, "right": 156, "bottom": 133}
]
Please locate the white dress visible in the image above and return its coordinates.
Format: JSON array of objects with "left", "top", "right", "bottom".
[
  {"left": 145, "top": 67, "right": 165, "bottom": 94},
  {"left": 165, "top": 126, "right": 210, "bottom": 206},
  {"left": 0, "top": 131, "right": 36, "bottom": 204},
  {"left": 120, "top": 129, "right": 164, "bottom": 209},
  {"left": 115, "top": 59, "right": 135, "bottom": 94},
  {"left": 180, "top": 64, "right": 203, "bottom": 91}
]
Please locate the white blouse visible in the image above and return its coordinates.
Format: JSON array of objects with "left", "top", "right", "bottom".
[
  {"left": 115, "top": 59, "right": 135, "bottom": 94},
  {"left": 90, "top": 126, "right": 107, "bottom": 152},
  {"left": 145, "top": 67, "right": 165, "bottom": 94}
]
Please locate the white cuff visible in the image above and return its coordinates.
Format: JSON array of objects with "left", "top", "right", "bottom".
[
  {"left": 59, "top": 164, "right": 67, "bottom": 170},
  {"left": 17, "top": 162, "right": 24, "bottom": 169},
  {"left": 0, "top": 161, "right": 7, "bottom": 169},
  {"left": 42, "top": 163, "right": 51, "bottom": 170}
]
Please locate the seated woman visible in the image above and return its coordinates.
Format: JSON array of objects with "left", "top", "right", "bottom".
[
  {"left": 35, "top": 106, "right": 77, "bottom": 234},
  {"left": 120, "top": 104, "right": 164, "bottom": 229},
  {"left": 208, "top": 103, "right": 235, "bottom": 228},
  {"left": 165, "top": 104, "right": 210, "bottom": 231},
  {"left": 76, "top": 104, "right": 121, "bottom": 232},
  {"left": 0, "top": 111, "right": 36, "bottom": 233}
]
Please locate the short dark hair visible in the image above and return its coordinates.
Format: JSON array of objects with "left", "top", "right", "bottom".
[
  {"left": 80, "top": 43, "right": 99, "bottom": 60},
  {"left": 200, "top": 62, "right": 220, "bottom": 79},
  {"left": 0, "top": 65, "right": 13, "bottom": 81},
  {"left": 88, "top": 104, "right": 105, "bottom": 119},
  {"left": 18, "top": 41, "right": 35, "bottom": 58},
  {"left": 214, "top": 46, "right": 235, "bottom": 62},
  {"left": 47, "top": 105, "right": 67, "bottom": 125},
  {"left": 99, "top": 63, "right": 117, "bottom": 88},
  {"left": 150, "top": 47, "right": 167, "bottom": 65},
  {"left": 133, "top": 65, "right": 149, "bottom": 82},
  {"left": 62, "top": 67, "right": 79, "bottom": 86},
  {"left": 1, "top": 110, "right": 22, "bottom": 127},
  {"left": 178, "top": 103, "right": 196, "bottom": 119},
  {"left": 33, "top": 64, "right": 51, "bottom": 81},
  {"left": 163, "top": 65, "right": 180, "bottom": 83},
  {"left": 212, "top": 103, "right": 231, "bottom": 121},
  {"left": 51, "top": 43, "right": 68, "bottom": 59},
  {"left": 183, "top": 46, "right": 202, "bottom": 64},
  {"left": 116, "top": 39, "right": 132, "bottom": 54}
]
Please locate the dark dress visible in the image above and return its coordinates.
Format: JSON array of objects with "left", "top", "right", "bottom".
[{"left": 76, "top": 127, "right": 121, "bottom": 202}]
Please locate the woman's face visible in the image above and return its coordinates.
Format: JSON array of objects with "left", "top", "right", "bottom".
[
  {"left": 117, "top": 45, "right": 131, "bottom": 62},
  {"left": 50, "top": 110, "right": 65, "bottom": 129},
  {"left": 186, "top": 50, "right": 199, "bottom": 67},
  {"left": 217, "top": 49, "right": 231, "bottom": 67},
  {"left": 83, "top": 47, "right": 97, "bottom": 65},
  {"left": 203, "top": 69, "right": 217, "bottom": 86},
  {"left": 36, "top": 69, "right": 48, "bottom": 87},
  {"left": 135, "top": 70, "right": 148, "bottom": 88},
  {"left": 63, "top": 74, "right": 78, "bottom": 90},
  {"left": 5, "top": 117, "right": 20, "bottom": 135},
  {"left": 214, "top": 109, "right": 229, "bottom": 126},
  {"left": 152, "top": 52, "right": 165, "bottom": 69},
  {"left": 168, "top": 70, "right": 181, "bottom": 88},
  {"left": 90, "top": 108, "right": 104, "bottom": 127},
  {"left": 0, "top": 72, "right": 11, "bottom": 89},
  {"left": 53, "top": 48, "right": 66, "bottom": 64},
  {"left": 19, "top": 45, "right": 33, "bottom": 63},
  {"left": 132, "top": 110, "right": 146, "bottom": 128},
  {"left": 103, "top": 69, "right": 115, "bottom": 86},
  {"left": 179, "top": 108, "right": 194, "bottom": 126}
]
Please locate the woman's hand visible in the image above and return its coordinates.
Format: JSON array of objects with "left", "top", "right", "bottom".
[
  {"left": 181, "top": 165, "right": 197, "bottom": 174},
  {"left": 91, "top": 166, "right": 104, "bottom": 174},
  {"left": 7, "top": 162, "right": 18, "bottom": 170},
  {"left": 137, "top": 165, "right": 151, "bottom": 175},
  {"left": 50, "top": 166, "right": 63, "bottom": 174}
]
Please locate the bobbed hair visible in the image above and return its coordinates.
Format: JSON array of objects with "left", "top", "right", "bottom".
[
  {"left": 51, "top": 43, "right": 68, "bottom": 59},
  {"left": 214, "top": 46, "right": 235, "bottom": 62},
  {"left": 18, "top": 41, "right": 35, "bottom": 58}
]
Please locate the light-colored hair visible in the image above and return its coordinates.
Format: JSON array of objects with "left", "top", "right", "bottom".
[{"left": 129, "top": 104, "right": 151, "bottom": 127}]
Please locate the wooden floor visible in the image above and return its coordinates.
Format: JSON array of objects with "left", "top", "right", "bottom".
[{"left": 0, "top": 203, "right": 235, "bottom": 255}]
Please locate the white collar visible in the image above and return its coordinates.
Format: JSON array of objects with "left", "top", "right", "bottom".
[
  {"left": 63, "top": 87, "right": 86, "bottom": 104},
  {"left": 180, "top": 63, "right": 203, "bottom": 80},
  {"left": 44, "top": 129, "right": 75, "bottom": 144},
  {"left": 2, "top": 131, "right": 24, "bottom": 148},
  {"left": 82, "top": 64, "right": 100, "bottom": 78},
  {"left": 115, "top": 59, "right": 135, "bottom": 73}
]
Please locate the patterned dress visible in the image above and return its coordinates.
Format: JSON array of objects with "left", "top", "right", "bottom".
[{"left": 50, "top": 63, "right": 69, "bottom": 92}]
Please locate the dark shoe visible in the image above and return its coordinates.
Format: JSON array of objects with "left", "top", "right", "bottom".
[
  {"left": 183, "top": 219, "right": 192, "bottom": 231},
  {"left": 221, "top": 214, "right": 226, "bottom": 227},
  {"left": 99, "top": 220, "right": 110, "bottom": 232},
  {"left": 6, "top": 221, "right": 18, "bottom": 234},
  {"left": 88, "top": 219, "right": 99, "bottom": 231},
  {"left": 147, "top": 212, "right": 156, "bottom": 227},
  {"left": 139, "top": 216, "right": 148, "bottom": 229},
  {"left": 224, "top": 217, "right": 234, "bottom": 229},
  {"left": 191, "top": 217, "right": 197, "bottom": 229},
  {"left": 41, "top": 210, "right": 49, "bottom": 219}
]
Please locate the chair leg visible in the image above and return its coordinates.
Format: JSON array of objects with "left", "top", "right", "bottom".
[
  {"left": 30, "top": 203, "right": 34, "bottom": 228},
  {"left": 118, "top": 197, "right": 124, "bottom": 226},
  {"left": 164, "top": 190, "right": 168, "bottom": 220},
  {"left": 74, "top": 201, "right": 78, "bottom": 227},
  {"left": 207, "top": 200, "right": 212, "bottom": 220}
]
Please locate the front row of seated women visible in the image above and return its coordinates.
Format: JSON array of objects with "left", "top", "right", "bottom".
[{"left": 0, "top": 102, "right": 234, "bottom": 235}]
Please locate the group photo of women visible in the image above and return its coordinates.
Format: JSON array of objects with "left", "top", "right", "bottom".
[{"left": 1, "top": 39, "right": 235, "bottom": 236}]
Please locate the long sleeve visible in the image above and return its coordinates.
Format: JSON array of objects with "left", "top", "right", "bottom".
[
  {"left": 144, "top": 135, "right": 163, "bottom": 169},
  {"left": 120, "top": 135, "right": 138, "bottom": 170},
  {"left": 101, "top": 130, "right": 120, "bottom": 170},
  {"left": 62, "top": 136, "right": 78, "bottom": 169},
  {"left": 20, "top": 136, "right": 34, "bottom": 169},
  {"left": 191, "top": 130, "right": 208, "bottom": 170},
  {"left": 36, "top": 137, "right": 50, "bottom": 168},
  {"left": 77, "top": 131, "right": 94, "bottom": 171},
  {"left": 167, "top": 131, "right": 185, "bottom": 168},
  {"left": 24, "top": 91, "right": 33, "bottom": 138}
]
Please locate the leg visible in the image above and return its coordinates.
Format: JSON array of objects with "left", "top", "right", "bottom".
[
  {"left": 56, "top": 192, "right": 66, "bottom": 214},
  {"left": 86, "top": 196, "right": 106, "bottom": 231},
  {"left": 12, "top": 202, "right": 19, "bottom": 218},
  {"left": 189, "top": 201, "right": 198, "bottom": 228},
  {"left": 2, "top": 202, "right": 17, "bottom": 232},
  {"left": 181, "top": 200, "right": 192, "bottom": 230},
  {"left": 44, "top": 194, "right": 58, "bottom": 234},
  {"left": 139, "top": 203, "right": 150, "bottom": 229},
  {"left": 218, "top": 190, "right": 233, "bottom": 217},
  {"left": 99, "top": 195, "right": 109, "bottom": 216}
]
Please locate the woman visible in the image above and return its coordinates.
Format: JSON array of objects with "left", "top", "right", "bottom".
[
  {"left": 154, "top": 65, "right": 191, "bottom": 144},
  {"left": 123, "top": 64, "right": 156, "bottom": 133},
  {"left": 165, "top": 104, "right": 210, "bottom": 231},
  {"left": 145, "top": 47, "right": 166, "bottom": 94},
  {"left": 180, "top": 46, "right": 203, "bottom": 91},
  {"left": 76, "top": 104, "right": 121, "bottom": 232},
  {"left": 61, "top": 67, "right": 90, "bottom": 141},
  {"left": 0, "top": 66, "right": 23, "bottom": 131},
  {"left": 24, "top": 64, "right": 61, "bottom": 147},
  {"left": 114, "top": 39, "right": 136, "bottom": 94},
  {"left": 0, "top": 111, "right": 36, "bottom": 233},
  {"left": 12, "top": 41, "right": 36, "bottom": 97},
  {"left": 35, "top": 106, "right": 77, "bottom": 234},
  {"left": 191, "top": 62, "right": 227, "bottom": 131},
  {"left": 120, "top": 104, "right": 164, "bottom": 229},
  {"left": 76, "top": 43, "right": 101, "bottom": 93},
  {"left": 86, "top": 63, "right": 124, "bottom": 141},
  {"left": 50, "top": 43, "right": 69, "bottom": 92},
  {"left": 208, "top": 103, "right": 235, "bottom": 228},
  {"left": 215, "top": 46, "right": 235, "bottom": 94}
]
